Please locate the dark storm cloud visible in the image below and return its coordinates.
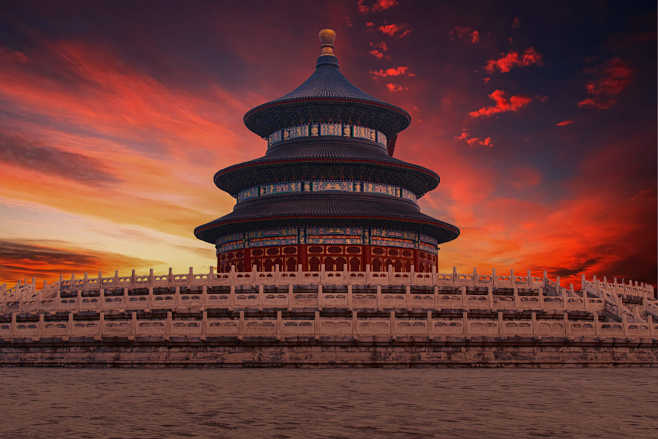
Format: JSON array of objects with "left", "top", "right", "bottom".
[
  {"left": 0, "top": 133, "right": 120, "bottom": 186},
  {"left": 0, "top": 239, "right": 162, "bottom": 284}
]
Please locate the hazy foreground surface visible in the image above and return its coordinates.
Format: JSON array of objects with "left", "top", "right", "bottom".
[{"left": 1, "top": 368, "right": 656, "bottom": 438}]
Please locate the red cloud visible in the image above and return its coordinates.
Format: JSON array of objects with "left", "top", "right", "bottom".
[
  {"left": 578, "top": 58, "right": 632, "bottom": 110},
  {"left": 556, "top": 120, "right": 574, "bottom": 126},
  {"left": 455, "top": 130, "right": 493, "bottom": 147},
  {"left": 469, "top": 90, "right": 532, "bottom": 118},
  {"left": 485, "top": 47, "right": 543, "bottom": 73},
  {"left": 370, "top": 65, "right": 415, "bottom": 78},
  {"left": 378, "top": 23, "right": 411, "bottom": 38},
  {"left": 449, "top": 26, "right": 480, "bottom": 44},
  {"left": 358, "top": 0, "right": 398, "bottom": 14},
  {"left": 368, "top": 41, "right": 388, "bottom": 59},
  {"left": 385, "top": 83, "right": 407, "bottom": 92}
]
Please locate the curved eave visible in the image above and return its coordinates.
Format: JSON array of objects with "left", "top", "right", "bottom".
[
  {"left": 194, "top": 214, "right": 460, "bottom": 245},
  {"left": 243, "top": 97, "right": 411, "bottom": 138},
  {"left": 213, "top": 157, "right": 440, "bottom": 197}
]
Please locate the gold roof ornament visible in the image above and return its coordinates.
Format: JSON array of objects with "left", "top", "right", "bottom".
[{"left": 319, "top": 28, "right": 336, "bottom": 56}]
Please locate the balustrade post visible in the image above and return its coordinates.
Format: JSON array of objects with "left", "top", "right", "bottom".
[
  {"left": 96, "top": 312, "right": 103, "bottom": 341},
  {"left": 389, "top": 311, "right": 396, "bottom": 340},
  {"left": 165, "top": 311, "right": 172, "bottom": 341},
  {"left": 201, "top": 310, "right": 207, "bottom": 341},
  {"left": 406, "top": 285, "right": 412, "bottom": 311},
  {"left": 426, "top": 310, "right": 432, "bottom": 339},
  {"left": 318, "top": 284, "right": 323, "bottom": 311},
  {"left": 460, "top": 286, "right": 467, "bottom": 308},
  {"left": 622, "top": 313, "right": 628, "bottom": 338},
  {"left": 488, "top": 286, "right": 494, "bottom": 310},
  {"left": 347, "top": 285, "right": 353, "bottom": 310},
  {"left": 462, "top": 311, "right": 469, "bottom": 337},
  {"left": 492, "top": 268, "right": 496, "bottom": 289},
  {"left": 66, "top": 312, "right": 73, "bottom": 341},
  {"left": 130, "top": 311, "right": 136, "bottom": 341},
  {"left": 564, "top": 313, "right": 570, "bottom": 338},
  {"left": 538, "top": 287, "right": 544, "bottom": 308},
  {"left": 38, "top": 312, "right": 44, "bottom": 341},
  {"left": 376, "top": 285, "right": 382, "bottom": 311},
  {"left": 258, "top": 284, "right": 264, "bottom": 311},
  {"left": 314, "top": 311, "right": 320, "bottom": 340},
  {"left": 648, "top": 315, "right": 654, "bottom": 338},
  {"left": 238, "top": 311, "right": 244, "bottom": 341},
  {"left": 498, "top": 311, "right": 503, "bottom": 337},
  {"left": 276, "top": 310, "right": 282, "bottom": 341},
  {"left": 593, "top": 311, "right": 599, "bottom": 337},
  {"left": 433, "top": 286, "right": 438, "bottom": 309},
  {"left": 352, "top": 310, "right": 358, "bottom": 341},
  {"left": 287, "top": 284, "right": 293, "bottom": 311},
  {"left": 531, "top": 311, "right": 536, "bottom": 337},
  {"left": 168, "top": 267, "right": 173, "bottom": 282}
]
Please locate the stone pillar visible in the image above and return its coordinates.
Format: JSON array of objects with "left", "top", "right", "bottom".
[{"left": 498, "top": 311, "right": 503, "bottom": 337}]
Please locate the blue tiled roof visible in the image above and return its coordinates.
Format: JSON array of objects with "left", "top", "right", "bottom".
[{"left": 274, "top": 55, "right": 384, "bottom": 103}]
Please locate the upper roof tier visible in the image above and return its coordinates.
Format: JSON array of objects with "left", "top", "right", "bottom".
[{"left": 243, "top": 29, "right": 411, "bottom": 153}]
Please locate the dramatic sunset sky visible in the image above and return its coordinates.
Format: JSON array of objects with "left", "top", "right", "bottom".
[{"left": 0, "top": 1, "right": 656, "bottom": 288}]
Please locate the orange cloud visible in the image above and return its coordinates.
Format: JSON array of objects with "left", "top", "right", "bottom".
[
  {"left": 468, "top": 90, "right": 532, "bottom": 118},
  {"left": 358, "top": 0, "right": 398, "bottom": 14},
  {"left": 449, "top": 26, "right": 480, "bottom": 44},
  {"left": 556, "top": 120, "right": 574, "bottom": 126},
  {"left": 578, "top": 58, "right": 632, "bottom": 110},
  {"left": 485, "top": 47, "right": 543, "bottom": 73},
  {"left": 370, "top": 66, "right": 415, "bottom": 78},
  {"left": 385, "top": 83, "right": 407, "bottom": 92},
  {"left": 455, "top": 130, "right": 493, "bottom": 147},
  {"left": 368, "top": 41, "right": 388, "bottom": 59},
  {"left": 378, "top": 23, "right": 411, "bottom": 38}
]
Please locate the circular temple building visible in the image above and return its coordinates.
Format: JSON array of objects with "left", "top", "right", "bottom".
[{"left": 195, "top": 29, "right": 459, "bottom": 273}]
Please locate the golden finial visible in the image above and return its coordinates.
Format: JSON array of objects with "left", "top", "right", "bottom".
[{"left": 319, "top": 29, "right": 336, "bottom": 56}]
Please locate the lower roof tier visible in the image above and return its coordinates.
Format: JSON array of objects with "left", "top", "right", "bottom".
[{"left": 194, "top": 192, "right": 460, "bottom": 245}]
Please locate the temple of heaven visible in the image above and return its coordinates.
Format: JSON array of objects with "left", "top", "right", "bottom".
[
  {"left": 1, "top": 29, "right": 655, "bottom": 368},
  {"left": 195, "top": 29, "right": 460, "bottom": 274}
]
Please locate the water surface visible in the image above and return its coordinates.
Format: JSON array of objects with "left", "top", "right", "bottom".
[{"left": 1, "top": 368, "right": 656, "bottom": 438}]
